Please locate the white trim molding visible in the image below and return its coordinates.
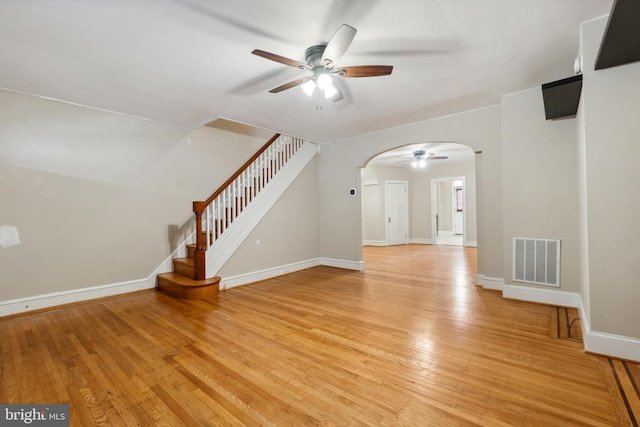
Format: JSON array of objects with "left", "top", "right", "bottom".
[
  {"left": 464, "top": 240, "right": 478, "bottom": 247},
  {"left": 476, "top": 274, "right": 505, "bottom": 291},
  {"left": 0, "top": 277, "right": 155, "bottom": 317},
  {"left": 577, "top": 297, "right": 640, "bottom": 362},
  {"left": 1, "top": 256, "right": 365, "bottom": 317},
  {"left": 220, "top": 259, "right": 320, "bottom": 290},
  {"left": 220, "top": 257, "right": 364, "bottom": 290},
  {"left": 0, "top": 239, "right": 190, "bottom": 317},
  {"left": 500, "top": 284, "right": 640, "bottom": 362},
  {"left": 319, "top": 257, "right": 365, "bottom": 271},
  {"left": 362, "top": 240, "right": 387, "bottom": 246},
  {"left": 503, "top": 283, "right": 580, "bottom": 307}
]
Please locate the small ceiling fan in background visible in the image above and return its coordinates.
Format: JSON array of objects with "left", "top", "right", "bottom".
[
  {"left": 404, "top": 150, "right": 448, "bottom": 168},
  {"left": 252, "top": 24, "right": 393, "bottom": 104}
]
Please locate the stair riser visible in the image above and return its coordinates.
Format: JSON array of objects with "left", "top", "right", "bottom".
[
  {"left": 186, "top": 245, "right": 195, "bottom": 259},
  {"left": 172, "top": 260, "right": 194, "bottom": 278},
  {"left": 157, "top": 276, "right": 219, "bottom": 300}
]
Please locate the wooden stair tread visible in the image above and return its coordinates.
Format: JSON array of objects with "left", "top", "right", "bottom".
[
  {"left": 173, "top": 257, "right": 194, "bottom": 266},
  {"left": 157, "top": 272, "right": 220, "bottom": 288},
  {"left": 157, "top": 272, "right": 220, "bottom": 300}
]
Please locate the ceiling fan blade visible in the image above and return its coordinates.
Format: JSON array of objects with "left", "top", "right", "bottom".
[
  {"left": 427, "top": 156, "right": 449, "bottom": 160},
  {"left": 338, "top": 65, "right": 393, "bottom": 77},
  {"left": 269, "top": 77, "right": 311, "bottom": 93},
  {"left": 252, "top": 49, "right": 308, "bottom": 69},
  {"left": 321, "top": 24, "right": 357, "bottom": 67}
]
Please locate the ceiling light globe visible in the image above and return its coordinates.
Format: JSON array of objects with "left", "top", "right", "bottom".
[
  {"left": 323, "top": 85, "right": 338, "bottom": 99},
  {"left": 301, "top": 80, "right": 316, "bottom": 96},
  {"left": 317, "top": 73, "right": 333, "bottom": 91}
]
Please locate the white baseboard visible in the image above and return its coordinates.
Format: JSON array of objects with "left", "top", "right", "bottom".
[
  {"left": 464, "top": 240, "right": 477, "bottom": 247},
  {"left": 500, "top": 284, "right": 639, "bottom": 362},
  {"left": 319, "top": 257, "right": 364, "bottom": 271},
  {"left": 220, "top": 257, "right": 364, "bottom": 290},
  {"left": 503, "top": 283, "right": 581, "bottom": 307},
  {"left": 0, "top": 240, "right": 190, "bottom": 317},
  {"left": 476, "top": 274, "right": 505, "bottom": 291},
  {"left": 577, "top": 297, "right": 640, "bottom": 362},
  {"left": 362, "top": 240, "right": 387, "bottom": 246},
  {"left": 583, "top": 331, "right": 640, "bottom": 362},
  {"left": 0, "top": 255, "right": 364, "bottom": 317},
  {"left": 220, "top": 259, "right": 320, "bottom": 289},
  {"left": 0, "top": 277, "right": 156, "bottom": 317}
]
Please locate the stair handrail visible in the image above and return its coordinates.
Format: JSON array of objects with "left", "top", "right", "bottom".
[{"left": 192, "top": 133, "right": 281, "bottom": 279}]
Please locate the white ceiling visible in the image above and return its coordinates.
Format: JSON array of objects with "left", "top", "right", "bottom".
[{"left": 0, "top": 0, "right": 612, "bottom": 144}]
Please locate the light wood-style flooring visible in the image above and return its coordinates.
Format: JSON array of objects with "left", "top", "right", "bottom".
[{"left": 1, "top": 245, "right": 639, "bottom": 426}]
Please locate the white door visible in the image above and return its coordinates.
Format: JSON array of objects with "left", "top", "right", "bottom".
[{"left": 386, "top": 181, "right": 408, "bottom": 245}]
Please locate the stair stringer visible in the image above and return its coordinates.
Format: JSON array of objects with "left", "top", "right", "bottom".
[{"left": 204, "top": 141, "right": 319, "bottom": 277}]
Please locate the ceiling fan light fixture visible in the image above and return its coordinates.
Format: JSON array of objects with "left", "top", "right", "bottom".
[
  {"left": 411, "top": 150, "right": 428, "bottom": 168},
  {"left": 301, "top": 80, "right": 316, "bottom": 96},
  {"left": 323, "top": 84, "right": 338, "bottom": 99},
  {"left": 316, "top": 73, "right": 333, "bottom": 91}
]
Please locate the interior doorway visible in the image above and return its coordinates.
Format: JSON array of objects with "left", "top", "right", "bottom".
[{"left": 431, "top": 177, "right": 465, "bottom": 246}]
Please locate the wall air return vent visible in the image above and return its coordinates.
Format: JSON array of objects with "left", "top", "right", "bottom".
[{"left": 513, "top": 238, "right": 560, "bottom": 287}]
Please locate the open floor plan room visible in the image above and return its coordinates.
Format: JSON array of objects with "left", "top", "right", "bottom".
[{"left": 1, "top": 244, "right": 638, "bottom": 425}]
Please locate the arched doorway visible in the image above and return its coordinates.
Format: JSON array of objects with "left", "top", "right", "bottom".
[{"left": 360, "top": 142, "right": 477, "bottom": 248}]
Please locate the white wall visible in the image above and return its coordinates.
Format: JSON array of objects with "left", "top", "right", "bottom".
[
  {"left": 0, "top": 90, "right": 270, "bottom": 301},
  {"left": 581, "top": 17, "right": 640, "bottom": 339},
  {"left": 218, "top": 156, "right": 320, "bottom": 277},
  {"left": 360, "top": 165, "right": 411, "bottom": 244},
  {"left": 320, "top": 106, "right": 501, "bottom": 271},
  {"left": 500, "top": 87, "right": 580, "bottom": 292}
]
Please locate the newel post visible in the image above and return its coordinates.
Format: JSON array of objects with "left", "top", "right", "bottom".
[{"left": 193, "top": 201, "right": 206, "bottom": 280}]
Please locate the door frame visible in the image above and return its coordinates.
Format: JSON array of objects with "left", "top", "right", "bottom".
[
  {"left": 385, "top": 180, "right": 409, "bottom": 246},
  {"left": 431, "top": 176, "right": 466, "bottom": 245},
  {"left": 453, "top": 184, "right": 464, "bottom": 235}
]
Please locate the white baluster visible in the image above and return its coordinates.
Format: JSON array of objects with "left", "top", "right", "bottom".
[
  {"left": 205, "top": 205, "right": 211, "bottom": 248},
  {"left": 215, "top": 196, "right": 220, "bottom": 242}
]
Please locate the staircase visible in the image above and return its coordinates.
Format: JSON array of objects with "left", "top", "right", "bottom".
[
  {"left": 156, "top": 133, "right": 313, "bottom": 299},
  {"left": 156, "top": 245, "right": 221, "bottom": 300}
]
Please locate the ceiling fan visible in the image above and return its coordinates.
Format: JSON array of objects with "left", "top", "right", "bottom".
[
  {"left": 251, "top": 24, "right": 393, "bottom": 101},
  {"left": 402, "top": 150, "right": 448, "bottom": 168}
]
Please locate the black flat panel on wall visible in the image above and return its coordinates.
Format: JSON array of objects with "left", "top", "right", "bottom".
[
  {"left": 541, "top": 75, "right": 583, "bottom": 120},
  {"left": 595, "top": 0, "right": 640, "bottom": 70}
]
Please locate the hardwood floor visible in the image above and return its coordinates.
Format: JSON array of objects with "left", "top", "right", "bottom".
[{"left": 1, "top": 244, "right": 638, "bottom": 426}]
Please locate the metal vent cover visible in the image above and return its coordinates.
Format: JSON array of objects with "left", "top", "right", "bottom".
[{"left": 513, "top": 238, "right": 560, "bottom": 287}]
